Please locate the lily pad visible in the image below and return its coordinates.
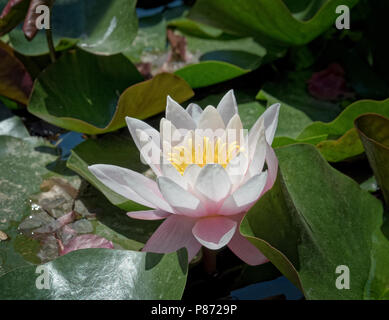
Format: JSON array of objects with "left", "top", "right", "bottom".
[
  {"left": 241, "top": 144, "right": 389, "bottom": 299},
  {"left": 355, "top": 113, "right": 389, "bottom": 206},
  {"left": 188, "top": 0, "right": 359, "bottom": 46},
  {"left": 27, "top": 49, "right": 193, "bottom": 134},
  {"left": 0, "top": 135, "right": 58, "bottom": 276},
  {"left": 0, "top": 248, "right": 188, "bottom": 299},
  {"left": 0, "top": 40, "right": 32, "bottom": 104},
  {"left": 6, "top": 0, "right": 138, "bottom": 56},
  {"left": 175, "top": 60, "right": 249, "bottom": 89},
  {"left": 298, "top": 99, "right": 389, "bottom": 161}
]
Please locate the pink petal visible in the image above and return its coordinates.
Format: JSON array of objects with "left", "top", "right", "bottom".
[
  {"left": 217, "top": 90, "right": 238, "bottom": 126},
  {"left": 127, "top": 210, "right": 170, "bottom": 220},
  {"left": 60, "top": 234, "right": 114, "bottom": 256},
  {"left": 228, "top": 229, "right": 269, "bottom": 266},
  {"left": 142, "top": 214, "right": 201, "bottom": 262},
  {"left": 192, "top": 216, "right": 236, "bottom": 250},
  {"left": 88, "top": 164, "right": 173, "bottom": 212}
]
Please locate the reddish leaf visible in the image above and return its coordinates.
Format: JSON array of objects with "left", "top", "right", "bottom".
[
  {"left": 0, "top": 0, "right": 30, "bottom": 36},
  {"left": 0, "top": 40, "right": 33, "bottom": 104},
  {"left": 60, "top": 234, "right": 114, "bottom": 256},
  {"left": 307, "top": 63, "right": 350, "bottom": 101}
]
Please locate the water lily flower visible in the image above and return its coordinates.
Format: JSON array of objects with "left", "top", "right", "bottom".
[{"left": 89, "top": 90, "right": 280, "bottom": 265}]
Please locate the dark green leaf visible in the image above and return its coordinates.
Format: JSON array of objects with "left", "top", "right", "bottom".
[
  {"left": 355, "top": 113, "right": 389, "bottom": 206},
  {"left": 27, "top": 49, "right": 193, "bottom": 134},
  {"left": 241, "top": 144, "right": 389, "bottom": 299},
  {"left": 188, "top": 0, "right": 359, "bottom": 46},
  {"left": 175, "top": 61, "right": 249, "bottom": 89}
]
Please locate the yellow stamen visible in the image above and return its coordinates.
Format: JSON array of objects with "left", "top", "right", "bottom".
[{"left": 168, "top": 136, "right": 245, "bottom": 175}]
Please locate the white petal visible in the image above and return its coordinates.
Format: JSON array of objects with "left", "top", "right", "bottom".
[
  {"left": 160, "top": 118, "right": 181, "bottom": 145},
  {"left": 195, "top": 164, "right": 231, "bottom": 204},
  {"left": 248, "top": 134, "right": 266, "bottom": 176},
  {"left": 197, "top": 106, "right": 226, "bottom": 131},
  {"left": 219, "top": 172, "right": 267, "bottom": 216},
  {"left": 186, "top": 103, "right": 203, "bottom": 124},
  {"left": 166, "top": 96, "right": 196, "bottom": 130},
  {"left": 217, "top": 90, "right": 238, "bottom": 126},
  {"left": 248, "top": 117, "right": 265, "bottom": 161},
  {"left": 250, "top": 103, "right": 280, "bottom": 145},
  {"left": 226, "top": 152, "right": 249, "bottom": 190},
  {"left": 88, "top": 164, "right": 173, "bottom": 212},
  {"left": 158, "top": 177, "right": 206, "bottom": 217},
  {"left": 161, "top": 162, "right": 187, "bottom": 189},
  {"left": 183, "top": 164, "right": 202, "bottom": 188},
  {"left": 126, "top": 117, "right": 162, "bottom": 176}
]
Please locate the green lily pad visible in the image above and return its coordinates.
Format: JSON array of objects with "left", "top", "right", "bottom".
[
  {"left": 188, "top": 0, "right": 359, "bottom": 46},
  {"left": 298, "top": 99, "right": 389, "bottom": 161},
  {"left": 355, "top": 113, "right": 389, "bottom": 206},
  {"left": 241, "top": 144, "right": 389, "bottom": 299},
  {"left": 168, "top": 17, "right": 223, "bottom": 38},
  {"left": 0, "top": 40, "right": 32, "bottom": 104},
  {"left": 6, "top": 0, "right": 138, "bottom": 56},
  {"left": 27, "top": 49, "right": 194, "bottom": 134},
  {"left": 0, "top": 248, "right": 188, "bottom": 299},
  {"left": 173, "top": 31, "right": 267, "bottom": 88},
  {"left": 175, "top": 60, "right": 249, "bottom": 89},
  {"left": 299, "top": 99, "right": 389, "bottom": 139},
  {"left": 316, "top": 128, "right": 364, "bottom": 162}
]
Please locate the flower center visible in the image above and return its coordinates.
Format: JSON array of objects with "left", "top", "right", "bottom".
[{"left": 167, "top": 136, "right": 244, "bottom": 175}]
